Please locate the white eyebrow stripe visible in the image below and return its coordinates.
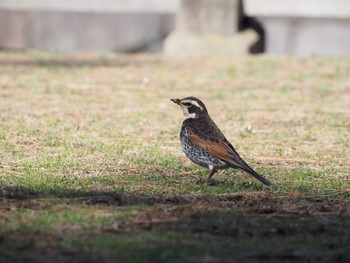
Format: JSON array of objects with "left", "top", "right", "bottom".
[{"left": 182, "top": 99, "right": 203, "bottom": 110}]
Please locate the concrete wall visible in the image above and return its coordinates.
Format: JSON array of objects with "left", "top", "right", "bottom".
[
  {"left": 0, "top": 0, "right": 180, "bottom": 52},
  {"left": 244, "top": 0, "right": 350, "bottom": 57},
  {"left": 261, "top": 17, "right": 350, "bottom": 57},
  {"left": 0, "top": 0, "right": 180, "bottom": 13}
]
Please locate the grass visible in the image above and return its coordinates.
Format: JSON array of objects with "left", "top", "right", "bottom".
[{"left": 0, "top": 50, "right": 350, "bottom": 262}]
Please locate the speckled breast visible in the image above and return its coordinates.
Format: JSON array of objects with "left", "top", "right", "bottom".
[{"left": 179, "top": 125, "right": 228, "bottom": 169}]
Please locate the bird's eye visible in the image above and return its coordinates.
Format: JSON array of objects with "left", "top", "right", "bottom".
[{"left": 182, "top": 102, "right": 192, "bottom": 107}]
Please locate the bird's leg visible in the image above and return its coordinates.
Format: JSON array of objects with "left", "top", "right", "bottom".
[{"left": 207, "top": 168, "right": 217, "bottom": 181}]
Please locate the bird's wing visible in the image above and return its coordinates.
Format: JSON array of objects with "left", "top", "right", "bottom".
[
  {"left": 187, "top": 126, "right": 271, "bottom": 186},
  {"left": 186, "top": 126, "right": 240, "bottom": 166}
]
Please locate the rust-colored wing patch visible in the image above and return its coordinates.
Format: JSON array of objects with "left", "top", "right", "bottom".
[
  {"left": 186, "top": 125, "right": 272, "bottom": 185},
  {"left": 187, "top": 130, "right": 234, "bottom": 163}
]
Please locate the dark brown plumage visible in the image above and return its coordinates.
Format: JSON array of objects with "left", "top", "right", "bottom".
[{"left": 171, "top": 96, "right": 271, "bottom": 186}]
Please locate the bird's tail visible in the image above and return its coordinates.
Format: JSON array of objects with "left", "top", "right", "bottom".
[
  {"left": 238, "top": 164, "right": 272, "bottom": 186},
  {"left": 219, "top": 139, "right": 272, "bottom": 186},
  {"left": 227, "top": 146, "right": 271, "bottom": 186}
]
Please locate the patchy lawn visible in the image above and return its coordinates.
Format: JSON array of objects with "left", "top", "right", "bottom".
[{"left": 0, "top": 51, "right": 349, "bottom": 262}]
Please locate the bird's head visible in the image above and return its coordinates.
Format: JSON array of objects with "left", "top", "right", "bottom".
[{"left": 171, "top": 97, "right": 208, "bottom": 119}]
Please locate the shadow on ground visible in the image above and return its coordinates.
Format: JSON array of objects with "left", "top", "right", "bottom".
[{"left": 1, "top": 185, "right": 350, "bottom": 262}]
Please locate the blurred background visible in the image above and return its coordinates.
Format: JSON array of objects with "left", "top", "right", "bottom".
[
  {"left": 0, "top": 0, "right": 349, "bottom": 57},
  {"left": 1, "top": 1, "right": 350, "bottom": 262}
]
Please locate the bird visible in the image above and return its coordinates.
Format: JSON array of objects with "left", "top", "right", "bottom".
[{"left": 171, "top": 96, "right": 271, "bottom": 186}]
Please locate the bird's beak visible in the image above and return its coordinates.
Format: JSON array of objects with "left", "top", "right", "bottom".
[{"left": 170, "top": 98, "right": 181, "bottom": 105}]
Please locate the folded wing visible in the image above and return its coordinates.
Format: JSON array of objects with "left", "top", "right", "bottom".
[{"left": 186, "top": 126, "right": 271, "bottom": 186}]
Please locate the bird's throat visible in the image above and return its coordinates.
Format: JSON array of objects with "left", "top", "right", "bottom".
[
  {"left": 181, "top": 106, "right": 197, "bottom": 119},
  {"left": 184, "top": 112, "right": 196, "bottom": 119}
]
